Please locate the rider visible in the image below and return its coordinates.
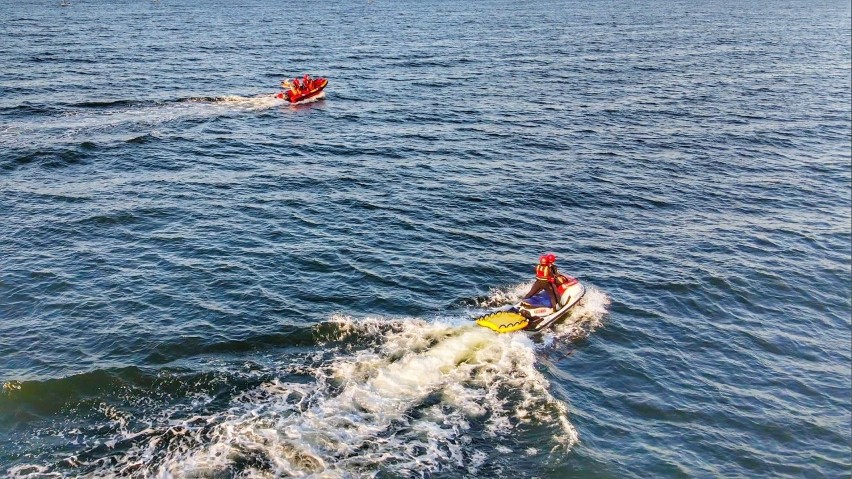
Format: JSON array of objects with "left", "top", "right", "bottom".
[
  {"left": 523, "top": 253, "right": 560, "bottom": 309},
  {"left": 303, "top": 74, "right": 312, "bottom": 89}
]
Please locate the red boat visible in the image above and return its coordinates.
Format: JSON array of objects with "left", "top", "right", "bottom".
[{"left": 276, "top": 78, "right": 328, "bottom": 103}]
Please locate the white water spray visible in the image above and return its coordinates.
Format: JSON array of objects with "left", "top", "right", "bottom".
[{"left": 8, "top": 287, "right": 609, "bottom": 478}]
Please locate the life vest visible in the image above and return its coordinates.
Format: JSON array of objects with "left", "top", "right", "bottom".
[{"left": 535, "top": 264, "right": 553, "bottom": 281}]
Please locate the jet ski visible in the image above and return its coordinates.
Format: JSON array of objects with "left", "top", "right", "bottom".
[
  {"left": 277, "top": 78, "right": 328, "bottom": 103},
  {"left": 475, "top": 275, "right": 586, "bottom": 333}
]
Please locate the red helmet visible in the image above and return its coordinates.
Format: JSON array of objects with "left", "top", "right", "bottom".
[{"left": 539, "top": 253, "right": 556, "bottom": 265}]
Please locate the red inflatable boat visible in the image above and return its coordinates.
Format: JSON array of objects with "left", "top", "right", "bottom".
[{"left": 277, "top": 78, "right": 328, "bottom": 103}]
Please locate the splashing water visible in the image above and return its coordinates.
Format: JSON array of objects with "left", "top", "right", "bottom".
[
  {"left": 164, "top": 320, "right": 576, "bottom": 478},
  {"left": 547, "top": 286, "right": 611, "bottom": 340},
  {"left": 159, "top": 321, "right": 572, "bottom": 478},
  {"left": 188, "top": 93, "right": 291, "bottom": 111},
  {"left": 8, "top": 299, "right": 610, "bottom": 478}
]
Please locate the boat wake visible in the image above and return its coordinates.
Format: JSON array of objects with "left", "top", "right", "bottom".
[
  {"left": 5, "top": 287, "right": 609, "bottom": 478},
  {"left": 150, "top": 319, "right": 578, "bottom": 478},
  {"left": 0, "top": 93, "right": 302, "bottom": 155},
  {"left": 184, "top": 93, "right": 287, "bottom": 111}
]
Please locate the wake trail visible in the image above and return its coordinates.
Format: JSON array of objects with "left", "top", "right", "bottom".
[
  {"left": 153, "top": 317, "right": 580, "bottom": 478},
  {"left": 0, "top": 93, "right": 290, "bottom": 150},
  {"left": 7, "top": 287, "right": 609, "bottom": 478}
]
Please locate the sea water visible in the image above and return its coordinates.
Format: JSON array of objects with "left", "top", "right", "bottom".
[{"left": 0, "top": 0, "right": 850, "bottom": 477}]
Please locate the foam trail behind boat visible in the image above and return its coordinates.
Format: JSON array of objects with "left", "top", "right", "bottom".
[
  {"left": 15, "top": 317, "right": 580, "bottom": 478},
  {"left": 0, "top": 94, "right": 288, "bottom": 151},
  {"left": 6, "top": 291, "right": 612, "bottom": 479},
  {"left": 156, "top": 318, "right": 578, "bottom": 478},
  {"left": 188, "top": 93, "right": 285, "bottom": 111}
]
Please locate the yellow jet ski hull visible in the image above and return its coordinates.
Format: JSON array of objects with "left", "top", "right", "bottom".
[
  {"left": 475, "top": 310, "right": 529, "bottom": 333},
  {"left": 474, "top": 277, "right": 586, "bottom": 333}
]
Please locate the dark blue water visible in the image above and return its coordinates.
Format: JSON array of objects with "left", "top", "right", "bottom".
[{"left": 1, "top": 0, "right": 850, "bottom": 477}]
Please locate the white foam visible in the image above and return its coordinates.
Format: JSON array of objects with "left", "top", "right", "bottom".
[
  {"left": 5, "top": 465, "right": 55, "bottom": 479},
  {"left": 0, "top": 93, "right": 290, "bottom": 149},
  {"left": 545, "top": 285, "right": 611, "bottom": 342},
  {"left": 9, "top": 307, "right": 606, "bottom": 478},
  {"left": 195, "top": 93, "right": 286, "bottom": 111},
  {"left": 476, "top": 281, "right": 531, "bottom": 308}
]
